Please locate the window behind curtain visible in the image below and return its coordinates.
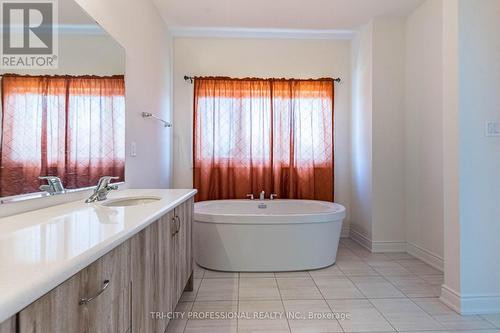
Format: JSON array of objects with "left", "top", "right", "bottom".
[
  {"left": 193, "top": 77, "right": 334, "bottom": 202},
  {"left": 0, "top": 75, "right": 125, "bottom": 197}
]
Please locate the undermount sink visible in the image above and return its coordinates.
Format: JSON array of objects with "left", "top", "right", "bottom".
[{"left": 101, "top": 196, "right": 161, "bottom": 207}]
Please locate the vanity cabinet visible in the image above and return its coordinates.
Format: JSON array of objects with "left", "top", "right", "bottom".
[
  {"left": 171, "top": 197, "right": 194, "bottom": 307},
  {"left": 131, "top": 210, "right": 174, "bottom": 333},
  {"left": 131, "top": 197, "right": 194, "bottom": 332},
  {"left": 7, "top": 196, "right": 195, "bottom": 333},
  {"left": 18, "top": 241, "right": 131, "bottom": 333},
  {"left": 0, "top": 316, "right": 15, "bottom": 333}
]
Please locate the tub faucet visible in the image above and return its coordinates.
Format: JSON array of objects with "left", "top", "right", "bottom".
[
  {"left": 85, "top": 176, "right": 119, "bottom": 203},
  {"left": 259, "top": 191, "right": 265, "bottom": 200}
]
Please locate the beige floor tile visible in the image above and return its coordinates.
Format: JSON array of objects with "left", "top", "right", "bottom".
[
  {"left": 184, "top": 319, "right": 237, "bottom": 333},
  {"left": 482, "top": 314, "right": 500, "bottom": 328},
  {"left": 284, "top": 299, "right": 343, "bottom": 333},
  {"left": 336, "top": 261, "right": 380, "bottom": 276},
  {"left": 197, "top": 278, "right": 239, "bottom": 301},
  {"left": 277, "top": 277, "right": 323, "bottom": 300},
  {"left": 370, "top": 298, "right": 444, "bottom": 331},
  {"left": 327, "top": 299, "right": 395, "bottom": 332},
  {"left": 238, "top": 300, "right": 289, "bottom": 332},
  {"left": 239, "top": 300, "right": 285, "bottom": 314},
  {"left": 413, "top": 298, "right": 495, "bottom": 330},
  {"left": 288, "top": 318, "right": 343, "bottom": 333},
  {"left": 433, "top": 313, "right": 496, "bottom": 330},
  {"left": 308, "top": 265, "right": 345, "bottom": 278},
  {"left": 350, "top": 276, "right": 406, "bottom": 298},
  {"left": 448, "top": 330, "right": 500, "bottom": 333},
  {"left": 240, "top": 272, "right": 275, "bottom": 278},
  {"left": 283, "top": 299, "right": 333, "bottom": 319},
  {"left": 396, "top": 259, "right": 443, "bottom": 276},
  {"left": 313, "top": 276, "right": 365, "bottom": 299},
  {"left": 239, "top": 278, "right": 281, "bottom": 300},
  {"left": 193, "top": 264, "right": 205, "bottom": 278},
  {"left": 388, "top": 276, "right": 440, "bottom": 297},
  {"left": 411, "top": 297, "right": 456, "bottom": 315},
  {"left": 180, "top": 278, "right": 201, "bottom": 302},
  {"left": 356, "top": 252, "right": 391, "bottom": 263},
  {"left": 203, "top": 269, "right": 240, "bottom": 279},
  {"left": 383, "top": 252, "right": 416, "bottom": 260},
  {"left": 166, "top": 301, "right": 193, "bottom": 333},
  {"left": 192, "top": 300, "right": 238, "bottom": 314},
  {"left": 369, "top": 261, "right": 415, "bottom": 277},
  {"left": 275, "top": 271, "right": 310, "bottom": 278},
  {"left": 238, "top": 319, "right": 290, "bottom": 333}
]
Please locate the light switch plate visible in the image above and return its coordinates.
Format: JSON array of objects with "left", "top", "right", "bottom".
[{"left": 485, "top": 121, "right": 500, "bottom": 137}]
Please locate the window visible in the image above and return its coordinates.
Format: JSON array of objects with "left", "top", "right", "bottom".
[{"left": 193, "top": 77, "right": 334, "bottom": 202}]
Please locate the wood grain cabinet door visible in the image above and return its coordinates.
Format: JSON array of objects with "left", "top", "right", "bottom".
[
  {"left": 131, "top": 210, "right": 174, "bottom": 333},
  {"left": 0, "top": 316, "right": 16, "bottom": 333},
  {"left": 18, "top": 241, "right": 131, "bottom": 333},
  {"left": 171, "top": 197, "right": 194, "bottom": 306}
]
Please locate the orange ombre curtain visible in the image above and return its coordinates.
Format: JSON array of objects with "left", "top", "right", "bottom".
[
  {"left": 0, "top": 74, "right": 125, "bottom": 197},
  {"left": 193, "top": 77, "right": 334, "bottom": 202}
]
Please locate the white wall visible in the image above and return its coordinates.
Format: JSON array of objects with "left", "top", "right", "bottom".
[
  {"left": 456, "top": 0, "right": 500, "bottom": 313},
  {"left": 172, "top": 37, "right": 352, "bottom": 233},
  {"left": 404, "top": 0, "right": 445, "bottom": 267},
  {"left": 350, "top": 23, "right": 373, "bottom": 241},
  {"left": 372, "top": 18, "right": 406, "bottom": 247},
  {"left": 350, "top": 18, "right": 406, "bottom": 251},
  {"left": 75, "top": 0, "right": 173, "bottom": 189}
]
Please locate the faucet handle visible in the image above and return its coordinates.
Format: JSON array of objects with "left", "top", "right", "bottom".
[
  {"left": 246, "top": 194, "right": 254, "bottom": 200},
  {"left": 38, "top": 176, "right": 64, "bottom": 193},
  {"left": 96, "top": 176, "right": 119, "bottom": 187},
  {"left": 270, "top": 193, "right": 278, "bottom": 200}
]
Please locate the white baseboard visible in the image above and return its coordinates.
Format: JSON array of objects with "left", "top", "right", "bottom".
[
  {"left": 349, "top": 227, "right": 372, "bottom": 250},
  {"left": 349, "top": 228, "right": 406, "bottom": 253},
  {"left": 441, "top": 285, "right": 500, "bottom": 315},
  {"left": 406, "top": 242, "right": 444, "bottom": 272},
  {"left": 371, "top": 241, "right": 407, "bottom": 253}
]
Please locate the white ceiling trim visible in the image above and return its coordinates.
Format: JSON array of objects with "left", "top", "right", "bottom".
[
  {"left": 170, "top": 26, "right": 355, "bottom": 40},
  {"left": 57, "top": 24, "right": 105, "bottom": 36}
]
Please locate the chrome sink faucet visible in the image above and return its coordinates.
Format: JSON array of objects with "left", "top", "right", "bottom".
[
  {"left": 39, "top": 176, "right": 65, "bottom": 195},
  {"left": 259, "top": 191, "right": 265, "bottom": 200},
  {"left": 85, "top": 176, "right": 119, "bottom": 203}
]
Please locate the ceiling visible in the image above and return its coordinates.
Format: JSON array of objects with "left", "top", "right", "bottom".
[{"left": 153, "top": 0, "right": 424, "bottom": 31}]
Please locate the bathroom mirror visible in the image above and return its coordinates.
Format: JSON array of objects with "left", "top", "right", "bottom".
[{"left": 0, "top": 0, "right": 125, "bottom": 202}]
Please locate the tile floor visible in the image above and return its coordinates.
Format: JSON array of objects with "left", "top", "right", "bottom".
[{"left": 166, "top": 239, "right": 500, "bottom": 333}]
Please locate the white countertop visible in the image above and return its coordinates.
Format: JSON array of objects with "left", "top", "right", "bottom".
[{"left": 0, "top": 189, "right": 197, "bottom": 323}]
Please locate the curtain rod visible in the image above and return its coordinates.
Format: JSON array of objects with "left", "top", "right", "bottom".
[{"left": 183, "top": 75, "right": 341, "bottom": 83}]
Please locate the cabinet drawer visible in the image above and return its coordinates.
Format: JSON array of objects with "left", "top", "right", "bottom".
[{"left": 19, "top": 241, "right": 131, "bottom": 333}]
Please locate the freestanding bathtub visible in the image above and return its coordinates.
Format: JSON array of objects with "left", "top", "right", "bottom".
[{"left": 194, "top": 199, "right": 346, "bottom": 272}]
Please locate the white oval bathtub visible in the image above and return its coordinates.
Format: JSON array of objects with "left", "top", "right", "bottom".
[{"left": 194, "top": 199, "right": 346, "bottom": 272}]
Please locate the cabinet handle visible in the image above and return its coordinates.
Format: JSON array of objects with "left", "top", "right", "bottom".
[
  {"left": 79, "top": 279, "right": 110, "bottom": 305},
  {"left": 171, "top": 217, "right": 177, "bottom": 236},
  {"left": 176, "top": 215, "right": 181, "bottom": 234}
]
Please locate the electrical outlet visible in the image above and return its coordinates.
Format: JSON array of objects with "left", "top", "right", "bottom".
[{"left": 485, "top": 121, "right": 500, "bottom": 137}]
